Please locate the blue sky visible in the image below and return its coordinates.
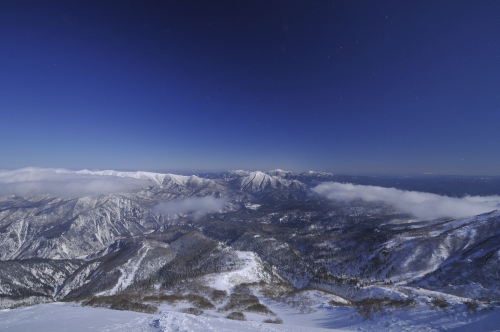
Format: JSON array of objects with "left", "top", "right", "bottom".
[{"left": 1, "top": 1, "right": 499, "bottom": 175}]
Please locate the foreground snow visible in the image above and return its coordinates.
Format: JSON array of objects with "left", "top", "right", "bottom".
[
  {"left": 0, "top": 302, "right": 340, "bottom": 332},
  {"left": 2, "top": 301, "right": 500, "bottom": 332}
]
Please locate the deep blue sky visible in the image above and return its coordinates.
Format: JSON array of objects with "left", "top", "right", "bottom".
[{"left": 1, "top": 1, "right": 499, "bottom": 175}]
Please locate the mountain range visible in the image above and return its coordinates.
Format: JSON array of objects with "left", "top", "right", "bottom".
[{"left": 1, "top": 168, "right": 499, "bottom": 330}]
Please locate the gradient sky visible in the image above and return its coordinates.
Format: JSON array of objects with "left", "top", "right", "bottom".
[{"left": 1, "top": 1, "right": 499, "bottom": 175}]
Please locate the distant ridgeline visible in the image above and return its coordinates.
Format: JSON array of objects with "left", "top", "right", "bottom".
[{"left": 0, "top": 168, "right": 499, "bottom": 330}]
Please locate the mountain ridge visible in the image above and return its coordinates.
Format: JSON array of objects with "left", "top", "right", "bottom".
[{"left": 1, "top": 168, "right": 499, "bottom": 330}]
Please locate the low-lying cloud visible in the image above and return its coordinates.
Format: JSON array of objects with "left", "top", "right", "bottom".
[
  {"left": 312, "top": 182, "right": 500, "bottom": 219},
  {"left": 154, "top": 196, "right": 229, "bottom": 218},
  {"left": 0, "top": 167, "right": 151, "bottom": 197}
]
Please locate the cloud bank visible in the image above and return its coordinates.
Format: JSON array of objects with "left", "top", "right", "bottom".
[
  {"left": 0, "top": 168, "right": 151, "bottom": 197},
  {"left": 154, "top": 196, "right": 229, "bottom": 218},
  {"left": 312, "top": 182, "right": 500, "bottom": 219}
]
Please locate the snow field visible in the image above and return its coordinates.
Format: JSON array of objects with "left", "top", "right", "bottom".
[
  {"left": 2, "top": 299, "right": 499, "bottom": 332},
  {"left": 201, "top": 250, "right": 270, "bottom": 292}
]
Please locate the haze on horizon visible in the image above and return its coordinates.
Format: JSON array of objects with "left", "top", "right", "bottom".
[
  {"left": 1, "top": 1, "right": 499, "bottom": 175},
  {"left": 1, "top": 167, "right": 499, "bottom": 220}
]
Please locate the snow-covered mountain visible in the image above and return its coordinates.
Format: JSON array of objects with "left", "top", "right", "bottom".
[
  {"left": 75, "top": 169, "right": 171, "bottom": 185},
  {"left": 0, "top": 194, "right": 163, "bottom": 260},
  {"left": 1, "top": 168, "right": 500, "bottom": 331},
  {"left": 239, "top": 171, "right": 307, "bottom": 193}
]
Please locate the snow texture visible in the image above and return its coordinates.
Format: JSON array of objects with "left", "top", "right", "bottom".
[{"left": 2, "top": 301, "right": 500, "bottom": 332}]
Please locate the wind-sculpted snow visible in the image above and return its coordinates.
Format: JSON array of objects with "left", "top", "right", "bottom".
[{"left": 313, "top": 182, "right": 500, "bottom": 219}]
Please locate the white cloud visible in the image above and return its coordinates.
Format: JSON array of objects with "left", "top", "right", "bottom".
[
  {"left": 0, "top": 167, "right": 151, "bottom": 197},
  {"left": 312, "top": 182, "right": 500, "bottom": 219},
  {"left": 154, "top": 196, "right": 229, "bottom": 218}
]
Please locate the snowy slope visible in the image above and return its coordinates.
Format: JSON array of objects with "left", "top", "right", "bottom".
[
  {"left": 74, "top": 169, "right": 170, "bottom": 185},
  {"left": 2, "top": 168, "right": 500, "bottom": 331},
  {"left": 239, "top": 171, "right": 307, "bottom": 193},
  {"left": 0, "top": 302, "right": 346, "bottom": 332},
  {"left": 0, "top": 194, "right": 163, "bottom": 260},
  {"left": 75, "top": 169, "right": 221, "bottom": 191},
  {"left": 2, "top": 301, "right": 500, "bottom": 332},
  {"left": 200, "top": 250, "right": 283, "bottom": 291}
]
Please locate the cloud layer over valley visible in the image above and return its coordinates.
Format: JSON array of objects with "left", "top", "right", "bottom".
[
  {"left": 154, "top": 196, "right": 229, "bottom": 218},
  {"left": 0, "top": 168, "right": 151, "bottom": 197},
  {"left": 312, "top": 182, "right": 500, "bottom": 219}
]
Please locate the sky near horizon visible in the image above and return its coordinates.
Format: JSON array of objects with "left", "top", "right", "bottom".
[{"left": 1, "top": 1, "right": 499, "bottom": 175}]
